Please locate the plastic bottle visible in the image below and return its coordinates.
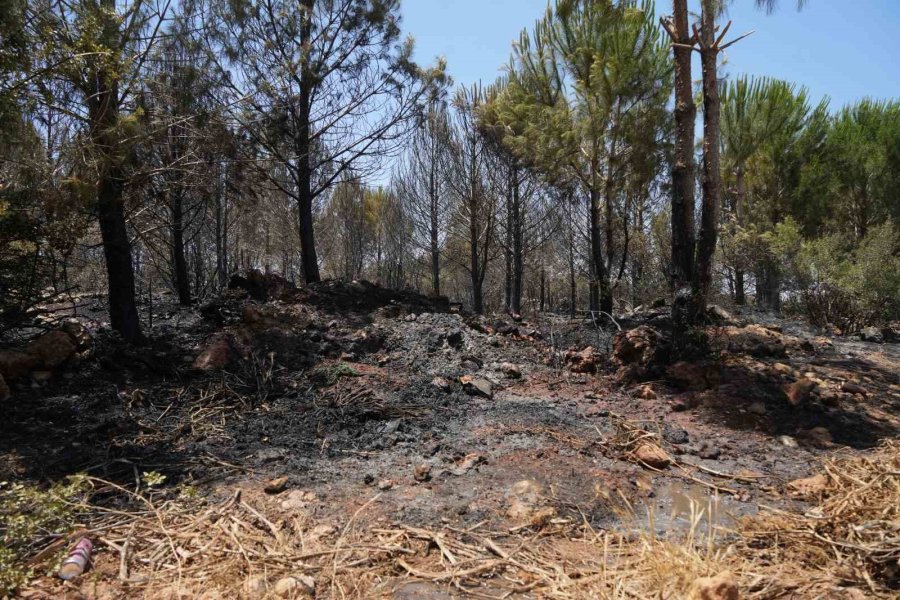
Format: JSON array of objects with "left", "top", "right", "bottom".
[{"left": 58, "top": 537, "right": 92, "bottom": 580}]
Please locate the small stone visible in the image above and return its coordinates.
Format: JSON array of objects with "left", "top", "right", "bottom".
[
  {"left": 363, "top": 473, "right": 375, "bottom": 485},
  {"left": 413, "top": 463, "right": 432, "bottom": 482},
  {"left": 663, "top": 425, "right": 689, "bottom": 445},
  {"left": 636, "top": 384, "right": 657, "bottom": 400},
  {"left": 274, "top": 575, "right": 314, "bottom": 599},
  {"left": 459, "top": 375, "right": 492, "bottom": 398},
  {"left": 689, "top": 571, "right": 738, "bottom": 600},
  {"left": 633, "top": 443, "right": 672, "bottom": 469},
  {"left": 506, "top": 480, "right": 554, "bottom": 523},
  {"left": 499, "top": 362, "right": 521, "bottom": 378},
  {"left": 778, "top": 435, "right": 799, "bottom": 448},
  {"left": 377, "top": 479, "right": 393, "bottom": 491},
  {"left": 431, "top": 376, "right": 452, "bottom": 392},
  {"left": 698, "top": 442, "right": 721, "bottom": 460},
  {"left": 264, "top": 476, "right": 289, "bottom": 494},
  {"left": 841, "top": 381, "right": 867, "bottom": 396},
  {"left": 803, "top": 426, "right": 833, "bottom": 446},
  {"left": 787, "top": 473, "right": 828, "bottom": 497},
  {"left": 785, "top": 378, "right": 817, "bottom": 407},
  {"left": 772, "top": 362, "right": 793, "bottom": 375},
  {"left": 748, "top": 401, "right": 767, "bottom": 415},
  {"left": 244, "top": 575, "right": 267, "bottom": 595}
]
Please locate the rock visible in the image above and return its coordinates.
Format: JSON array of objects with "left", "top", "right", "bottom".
[
  {"left": 60, "top": 320, "right": 91, "bottom": 351},
  {"left": 708, "top": 304, "right": 740, "bottom": 325},
  {"left": 719, "top": 324, "right": 788, "bottom": 358},
  {"left": 663, "top": 425, "right": 689, "bottom": 445},
  {"left": 785, "top": 378, "right": 817, "bottom": 407},
  {"left": 565, "top": 346, "right": 599, "bottom": 374},
  {"left": 500, "top": 362, "right": 521, "bottom": 378},
  {"left": 413, "top": 464, "right": 432, "bottom": 482},
  {"left": 459, "top": 375, "right": 492, "bottom": 398},
  {"left": 612, "top": 326, "right": 665, "bottom": 368},
  {"left": 802, "top": 426, "right": 833, "bottom": 446},
  {"left": 841, "top": 381, "right": 867, "bottom": 396},
  {"left": 506, "top": 480, "right": 555, "bottom": 525},
  {"left": 633, "top": 443, "right": 672, "bottom": 469},
  {"left": 666, "top": 361, "right": 719, "bottom": 391},
  {"left": 778, "top": 435, "right": 799, "bottom": 448},
  {"left": 244, "top": 575, "right": 267, "bottom": 596},
  {"left": 697, "top": 442, "right": 721, "bottom": 460},
  {"left": 450, "top": 453, "right": 486, "bottom": 476},
  {"left": 273, "top": 575, "right": 314, "bottom": 599},
  {"left": 280, "top": 490, "right": 315, "bottom": 511},
  {"left": 859, "top": 326, "right": 883, "bottom": 343},
  {"left": 636, "top": 384, "right": 657, "bottom": 400},
  {"left": 772, "top": 362, "right": 793, "bottom": 376},
  {"left": 689, "top": 571, "right": 739, "bottom": 600},
  {"left": 0, "top": 374, "right": 9, "bottom": 401},
  {"left": 377, "top": 479, "right": 393, "bottom": 491},
  {"left": 0, "top": 350, "right": 39, "bottom": 380},
  {"left": 193, "top": 336, "right": 234, "bottom": 371},
  {"left": 748, "top": 401, "right": 767, "bottom": 415},
  {"left": 26, "top": 330, "right": 76, "bottom": 369},
  {"left": 787, "top": 473, "right": 828, "bottom": 497},
  {"left": 446, "top": 329, "right": 464, "bottom": 349},
  {"left": 382, "top": 419, "right": 401, "bottom": 435},
  {"left": 431, "top": 376, "right": 452, "bottom": 392},
  {"left": 264, "top": 476, "right": 289, "bottom": 494}
]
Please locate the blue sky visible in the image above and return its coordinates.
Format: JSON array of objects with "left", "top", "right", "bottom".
[{"left": 402, "top": 0, "right": 900, "bottom": 111}]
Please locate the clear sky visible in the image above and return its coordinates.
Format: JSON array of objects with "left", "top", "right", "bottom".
[{"left": 402, "top": 0, "right": 900, "bottom": 111}]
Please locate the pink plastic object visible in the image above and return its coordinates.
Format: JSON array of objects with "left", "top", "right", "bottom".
[{"left": 58, "top": 537, "right": 92, "bottom": 580}]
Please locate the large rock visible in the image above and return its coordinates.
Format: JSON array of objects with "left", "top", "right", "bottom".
[
  {"left": 859, "top": 326, "right": 883, "bottom": 343},
  {"left": 717, "top": 324, "right": 788, "bottom": 358},
  {"left": 26, "top": 330, "right": 77, "bottom": 369}
]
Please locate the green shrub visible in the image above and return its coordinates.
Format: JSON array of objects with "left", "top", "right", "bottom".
[{"left": 0, "top": 476, "right": 88, "bottom": 595}]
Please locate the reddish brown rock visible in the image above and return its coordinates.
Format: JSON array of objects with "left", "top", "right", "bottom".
[
  {"left": 787, "top": 473, "right": 828, "bottom": 497},
  {"left": 633, "top": 443, "right": 672, "bottom": 469},
  {"left": 785, "top": 378, "right": 817, "bottom": 407}
]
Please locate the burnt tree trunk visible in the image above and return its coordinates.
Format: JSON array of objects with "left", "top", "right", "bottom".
[
  {"left": 171, "top": 191, "right": 191, "bottom": 305},
  {"left": 667, "top": 0, "right": 697, "bottom": 293},
  {"left": 690, "top": 0, "right": 723, "bottom": 323}
]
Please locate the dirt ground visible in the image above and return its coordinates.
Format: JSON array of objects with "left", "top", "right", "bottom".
[{"left": 3, "top": 280, "right": 899, "bottom": 599}]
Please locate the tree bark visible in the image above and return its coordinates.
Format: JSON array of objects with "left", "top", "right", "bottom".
[
  {"left": 690, "top": 0, "right": 723, "bottom": 323},
  {"left": 589, "top": 187, "right": 611, "bottom": 315},
  {"left": 669, "top": 0, "right": 697, "bottom": 293},
  {"left": 296, "top": 0, "right": 321, "bottom": 283},
  {"left": 90, "top": 0, "right": 142, "bottom": 343},
  {"left": 171, "top": 191, "right": 191, "bottom": 305},
  {"left": 733, "top": 165, "right": 746, "bottom": 304},
  {"left": 511, "top": 165, "right": 524, "bottom": 315}
]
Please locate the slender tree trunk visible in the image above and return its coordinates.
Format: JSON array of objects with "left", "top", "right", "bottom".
[
  {"left": 171, "top": 192, "right": 191, "bottom": 305},
  {"left": 511, "top": 165, "right": 524, "bottom": 315},
  {"left": 429, "top": 177, "right": 441, "bottom": 296},
  {"left": 90, "top": 0, "right": 142, "bottom": 343},
  {"left": 589, "top": 188, "right": 607, "bottom": 313},
  {"left": 690, "top": 0, "right": 723, "bottom": 323},
  {"left": 733, "top": 165, "right": 746, "bottom": 304},
  {"left": 296, "top": 0, "right": 320, "bottom": 283},
  {"left": 669, "top": 0, "right": 696, "bottom": 293}
]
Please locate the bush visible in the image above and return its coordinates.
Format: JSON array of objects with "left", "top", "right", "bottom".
[
  {"left": 792, "top": 222, "right": 900, "bottom": 332},
  {"left": 0, "top": 475, "right": 88, "bottom": 595}
]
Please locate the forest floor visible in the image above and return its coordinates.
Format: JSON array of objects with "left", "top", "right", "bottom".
[{"left": 2, "top": 279, "right": 899, "bottom": 599}]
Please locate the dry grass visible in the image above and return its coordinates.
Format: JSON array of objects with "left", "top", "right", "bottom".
[{"left": 17, "top": 443, "right": 900, "bottom": 599}]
